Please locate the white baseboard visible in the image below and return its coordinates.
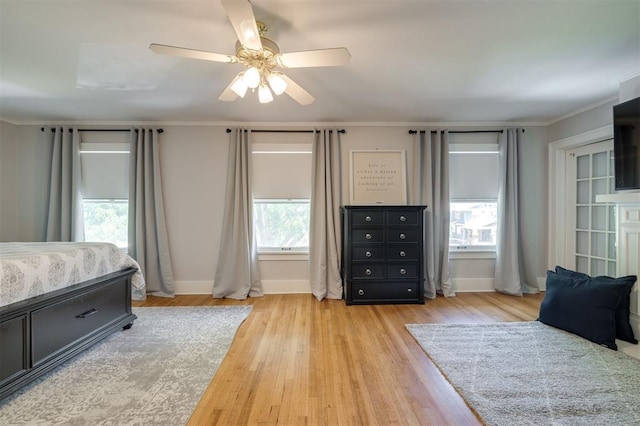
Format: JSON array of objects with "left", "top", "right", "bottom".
[
  {"left": 537, "top": 276, "right": 547, "bottom": 291},
  {"left": 631, "top": 312, "right": 640, "bottom": 340},
  {"left": 174, "top": 277, "right": 547, "bottom": 296}
]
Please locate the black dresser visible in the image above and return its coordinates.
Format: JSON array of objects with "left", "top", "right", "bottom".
[{"left": 341, "top": 205, "right": 426, "bottom": 305}]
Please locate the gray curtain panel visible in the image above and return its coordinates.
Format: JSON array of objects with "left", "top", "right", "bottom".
[
  {"left": 413, "top": 130, "right": 454, "bottom": 298},
  {"left": 45, "top": 126, "right": 84, "bottom": 242},
  {"left": 494, "top": 128, "right": 538, "bottom": 295},
  {"left": 213, "top": 129, "right": 262, "bottom": 299},
  {"left": 309, "top": 129, "right": 343, "bottom": 301},
  {"left": 128, "top": 128, "right": 175, "bottom": 297}
]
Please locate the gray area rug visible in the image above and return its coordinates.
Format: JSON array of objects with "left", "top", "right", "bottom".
[
  {"left": 0, "top": 306, "right": 252, "bottom": 425},
  {"left": 406, "top": 321, "right": 640, "bottom": 426}
]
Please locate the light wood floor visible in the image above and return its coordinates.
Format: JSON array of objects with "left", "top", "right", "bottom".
[{"left": 133, "top": 292, "right": 544, "bottom": 425}]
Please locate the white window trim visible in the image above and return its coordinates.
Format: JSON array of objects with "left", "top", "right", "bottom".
[
  {"left": 450, "top": 250, "right": 496, "bottom": 260},
  {"left": 257, "top": 252, "right": 309, "bottom": 261}
]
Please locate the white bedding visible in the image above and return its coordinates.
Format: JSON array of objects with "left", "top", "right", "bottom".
[{"left": 0, "top": 242, "right": 146, "bottom": 307}]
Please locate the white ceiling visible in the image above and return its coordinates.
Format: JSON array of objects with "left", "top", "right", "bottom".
[{"left": 1, "top": 0, "right": 639, "bottom": 124}]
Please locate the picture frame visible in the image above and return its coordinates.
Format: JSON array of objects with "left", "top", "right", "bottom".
[{"left": 349, "top": 149, "right": 407, "bottom": 205}]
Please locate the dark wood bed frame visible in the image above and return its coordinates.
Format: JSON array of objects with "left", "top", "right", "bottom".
[{"left": 0, "top": 267, "right": 137, "bottom": 401}]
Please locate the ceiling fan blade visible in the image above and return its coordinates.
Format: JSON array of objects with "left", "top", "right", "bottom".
[
  {"left": 219, "top": 73, "right": 245, "bottom": 101},
  {"left": 277, "top": 48, "right": 351, "bottom": 68},
  {"left": 149, "top": 43, "right": 237, "bottom": 63},
  {"left": 220, "top": 0, "right": 263, "bottom": 51},
  {"left": 280, "top": 74, "right": 315, "bottom": 105}
]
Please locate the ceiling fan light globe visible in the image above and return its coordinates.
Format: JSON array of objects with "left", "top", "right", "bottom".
[
  {"left": 267, "top": 73, "right": 288, "bottom": 95},
  {"left": 258, "top": 84, "right": 274, "bottom": 103},
  {"left": 230, "top": 76, "right": 248, "bottom": 98},
  {"left": 243, "top": 67, "right": 261, "bottom": 89}
]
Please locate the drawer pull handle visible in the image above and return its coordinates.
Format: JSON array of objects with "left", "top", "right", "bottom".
[
  {"left": 400, "top": 216, "right": 406, "bottom": 222},
  {"left": 365, "top": 268, "right": 372, "bottom": 276},
  {"left": 358, "top": 289, "right": 365, "bottom": 296},
  {"left": 399, "top": 233, "right": 406, "bottom": 240},
  {"left": 400, "top": 268, "right": 407, "bottom": 275},
  {"left": 365, "top": 216, "right": 372, "bottom": 222},
  {"left": 365, "top": 233, "right": 372, "bottom": 240},
  {"left": 399, "top": 251, "right": 406, "bottom": 257},
  {"left": 407, "top": 288, "right": 412, "bottom": 292},
  {"left": 76, "top": 308, "right": 100, "bottom": 319},
  {"left": 365, "top": 251, "right": 372, "bottom": 258}
]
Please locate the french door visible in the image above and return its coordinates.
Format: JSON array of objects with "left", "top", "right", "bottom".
[{"left": 564, "top": 139, "right": 616, "bottom": 276}]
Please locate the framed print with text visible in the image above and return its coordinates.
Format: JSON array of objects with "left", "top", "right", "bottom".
[{"left": 349, "top": 150, "right": 407, "bottom": 205}]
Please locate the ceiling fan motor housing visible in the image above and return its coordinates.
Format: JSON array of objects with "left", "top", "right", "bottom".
[{"left": 235, "top": 36, "right": 280, "bottom": 75}]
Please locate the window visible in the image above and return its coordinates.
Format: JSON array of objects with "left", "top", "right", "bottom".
[
  {"left": 251, "top": 133, "right": 313, "bottom": 253},
  {"left": 449, "top": 201, "right": 497, "bottom": 248},
  {"left": 449, "top": 138, "right": 499, "bottom": 251},
  {"left": 80, "top": 132, "right": 130, "bottom": 249},
  {"left": 83, "top": 200, "right": 128, "bottom": 248},
  {"left": 254, "top": 199, "right": 310, "bottom": 251}
]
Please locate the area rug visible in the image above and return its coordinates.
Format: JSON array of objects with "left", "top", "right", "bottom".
[
  {"left": 0, "top": 306, "right": 252, "bottom": 425},
  {"left": 406, "top": 321, "right": 640, "bottom": 426}
]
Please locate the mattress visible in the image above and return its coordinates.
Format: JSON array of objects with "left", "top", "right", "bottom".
[{"left": 0, "top": 242, "right": 146, "bottom": 307}]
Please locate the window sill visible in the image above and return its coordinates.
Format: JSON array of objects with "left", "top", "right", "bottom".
[
  {"left": 449, "top": 250, "right": 496, "bottom": 260},
  {"left": 258, "top": 252, "right": 309, "bottom": 261}
]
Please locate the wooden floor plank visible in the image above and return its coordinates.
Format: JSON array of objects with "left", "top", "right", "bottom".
[{"left": 133, "top": 291, "right": 544, "bottom": 425}]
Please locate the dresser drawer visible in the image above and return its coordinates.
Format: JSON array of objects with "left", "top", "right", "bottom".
[
  {"left": 387, "top": 228, "right": 418, "bottom": 243},
  {"left": 351, "top": 210, "right": 384, "bottom": 226},
  {"left": 31, "top": 280, "right": 128, "bottom": 366},
  {"left": 352, "top": 263, "right": 385, "bottom": 279},
  {"left": 352, "top": 229, "right": 384, "bottom": 243},
  {"left": 387, "top": 264, "right": 418, "bottom": 279},
  {"left": 386, "top": 245, "right": 418, "bottom": 261},
  {"left": 350, "top": 281, "right": 420, "bottom": 303},
  {"left": 387, "top": 210, "right": 420, "bottom": 226},
  {"left": 352, "top": 247, "right": 385, "bottom": 261}
]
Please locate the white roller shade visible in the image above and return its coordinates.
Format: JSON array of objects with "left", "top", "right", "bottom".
[
  {"left": 252, "top": 133, "right": 313, "bottom": 199},
  {"left": 449, "top": 151, "right": 499, "bottom": 200},
  {"left": 80, "top": 135, "right": 130, "bottom": 200}
]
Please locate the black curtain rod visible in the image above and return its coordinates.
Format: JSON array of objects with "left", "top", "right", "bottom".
[
  {"left": 409, "top": 129, "right": 503, "bottom": 134},
  {"left": 226, "top": 128, "right": 345, "bottom": 134},
  {"left": 408, "top": 129, "right": 525, "bottom": 134},
  {"left": 40, "top": 128, "right": 164, "bottom": 133}
]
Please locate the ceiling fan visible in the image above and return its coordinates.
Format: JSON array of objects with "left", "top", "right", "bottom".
[{"left": 149, "top": 0, "right": 351, "bottom": 105}]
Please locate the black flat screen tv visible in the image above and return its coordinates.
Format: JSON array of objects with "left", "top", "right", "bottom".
[{"left": 613, "top": 96, "right": 640, "bottom": 190}]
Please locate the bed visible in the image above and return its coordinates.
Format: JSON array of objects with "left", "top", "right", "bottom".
[{"left": 0, "top": 242, "right": 146, "bottom": 400}]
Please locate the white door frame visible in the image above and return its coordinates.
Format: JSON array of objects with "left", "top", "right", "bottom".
[{"left": 547, "top": 125, "right": 613, "bottom": 270}]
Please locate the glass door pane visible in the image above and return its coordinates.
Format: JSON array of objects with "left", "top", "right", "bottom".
[{"left": 567, "top": 140, "right": 616, "bottom": 276}]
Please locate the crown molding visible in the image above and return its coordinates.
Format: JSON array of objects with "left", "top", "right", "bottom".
[
  {"left": 2, "top": 119, "right": 547, "bottom": 128},
  {"left": 544, "top": 96, "right": 619, "bottom": 126},
  {"left": 618, "top": 69, "right": 640, "bottom": 83}
]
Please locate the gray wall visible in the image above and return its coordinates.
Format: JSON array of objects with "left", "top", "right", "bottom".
[
  {"left": 620, "top": 75, "right": 640, "bottom": 102},
  {"left": 546, "top": 76, "right": 640, "bottom": 143},
  {"left": 547, "top": 100, "right": 616, "bottom": 142},
  {"left": 0, "top": 122, "right": 549, "bottom": 293},
  {"left": 0, "top": 124, "right": 49, "bottom": 241}
]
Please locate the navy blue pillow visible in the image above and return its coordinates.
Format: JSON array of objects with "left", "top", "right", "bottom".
[
  {"left": 555, "top": 266, "right": 637, "bottom": 344},
  {"left": 539, "top": 271, "right": 625, "bottom": 350}
]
